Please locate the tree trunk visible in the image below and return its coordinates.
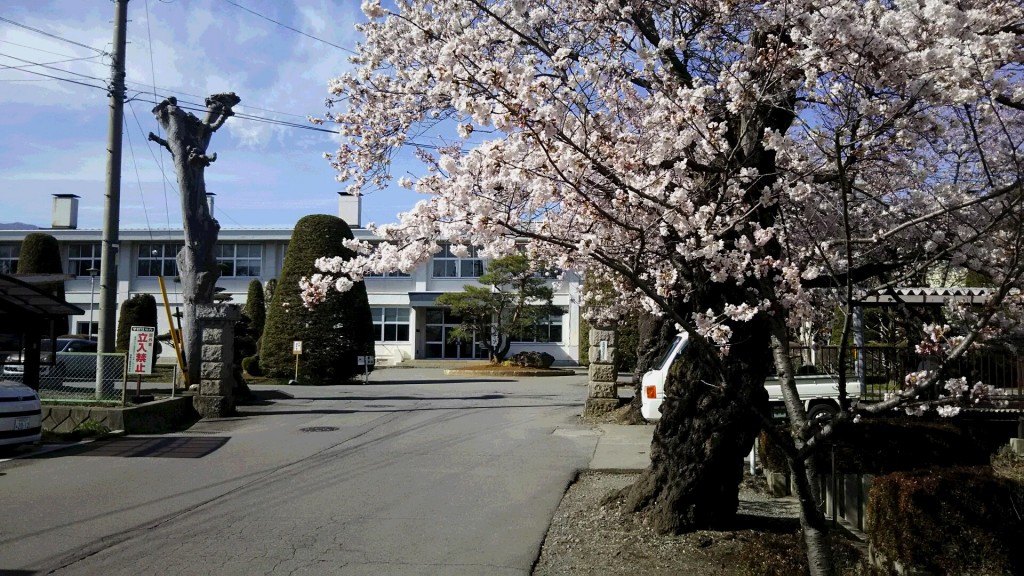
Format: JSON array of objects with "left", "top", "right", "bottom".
[
  {"left": 614, "top": 314, "right": 772, "bottom": 532},
  {"left": 149, "top": 94, "right": 240, "bottom": 386},
  {"left": 771, "top": 322, "right": 835, "bottom": 575}
]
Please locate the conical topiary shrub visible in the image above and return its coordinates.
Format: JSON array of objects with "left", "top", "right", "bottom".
[{"left": 259, "top": 214, "right": 374, "bottom": 384}]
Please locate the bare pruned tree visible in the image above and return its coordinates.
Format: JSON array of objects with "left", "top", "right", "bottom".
[{"left": 148, "top": 92, "right": 241, "bottom": 386}]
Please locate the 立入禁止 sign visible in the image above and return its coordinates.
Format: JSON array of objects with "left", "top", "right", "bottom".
[{"left": 128, "top": 326, "right": 156, "bottom": 375}]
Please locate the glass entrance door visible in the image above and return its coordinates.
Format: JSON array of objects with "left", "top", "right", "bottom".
[{"left": 424, "top": 308, "right": 484, "bottom": 359}]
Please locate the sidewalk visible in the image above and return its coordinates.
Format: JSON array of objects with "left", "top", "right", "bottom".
[{"left": 588, "top": 423, "right": 654, "bottom": 471}]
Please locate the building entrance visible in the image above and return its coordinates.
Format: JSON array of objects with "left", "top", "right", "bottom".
[{"left": 423, "top": 308, "right": 485, "bottom": 359}]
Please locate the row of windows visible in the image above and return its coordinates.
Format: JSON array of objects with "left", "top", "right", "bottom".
[
  {"left": 0, "top": 241, "right": 554, "bottom": 281},
  {"left": 371, "top": 307, "right": 564, "bottom": 344},
  {"left": 0, "top": 243, "right": 267, "bottom": 278}
]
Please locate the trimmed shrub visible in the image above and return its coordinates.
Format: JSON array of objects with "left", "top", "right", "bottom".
[
  {"left": 244, "top": 279, "right": 266, "bottom": 337},
  {"left": 17, "top": 232, "right": 67, "bottom": 333},
  {"left": 241, "top": 355, "right": 262, "bottom": 377},
  {"left": 259, "top": 215, "right": 374, "bottom": 384},
  {"left": 867, "top": 467, "right": 1024, "bottom": 575},
  {"left": 115, "top": 294, "right": 161, "bottom": 356},
  {"left": 16, "top": 232, "right": 62, "bottom": 275},
  {"left": 509, "top": 351, "right": 555, "bottom": 368}
]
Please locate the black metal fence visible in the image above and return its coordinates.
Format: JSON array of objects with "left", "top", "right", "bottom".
[{"left": 783, "top": 345, "right": 1024, "bottom": 400}]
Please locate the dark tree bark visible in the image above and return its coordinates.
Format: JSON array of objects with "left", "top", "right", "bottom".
[
  {"left": 613, "top": 300, "right": 772, "bottom": 532},
  {"left": 148, "top": 93, "right": 241, "bottom": 387}
]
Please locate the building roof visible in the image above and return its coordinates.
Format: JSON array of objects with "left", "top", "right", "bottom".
[
  {"left": 855, "top": 287, "right": 995, "bottom": 305},
  {"left": 0, "top": 274, "right": 83, "bottom": 319}
]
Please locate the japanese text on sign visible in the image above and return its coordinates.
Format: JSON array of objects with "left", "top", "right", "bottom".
[{"left": 128, "top": 326, "right": 156, "bottom": 375}]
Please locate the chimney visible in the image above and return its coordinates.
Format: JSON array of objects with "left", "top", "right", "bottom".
[
  {"left": 337, "top": 192, "right": 362, "bottom": 228},
  {"left": 51, "top": 194, "right": 79, "bottom": 229},
  {"left": 206, "top": 192, "right": 216, "bottom": 217}
]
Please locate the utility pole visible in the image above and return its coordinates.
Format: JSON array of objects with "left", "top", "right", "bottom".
[{"left": 96, "top": 0, "right": 128, "bottom": 398}]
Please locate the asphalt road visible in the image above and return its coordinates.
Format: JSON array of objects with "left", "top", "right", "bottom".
[{"left": 0, "top": 368, "right": 599, "bottom": 575}]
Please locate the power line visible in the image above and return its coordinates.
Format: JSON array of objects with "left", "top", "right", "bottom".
[
  {"left": 0, "top": 38, "right": 105, "bottom": 61},
  {"left": 0, "top": 63, "right": 108, "bottom": 91},
  {"left": 0, "top": 16, "right": 107, "bottom": 56},
  {"left": 124, "top": 80, "right": 312, "bottom": 120},
  {"left": 220, "top": 0, "right": 357, "bottom": 55},
  {"left": 130, "top": 95, "right": 343, "bottom": 134},
  {"left": 0, "top": 52, "right": 109, "bottom": 83},
  {"left": 122, "top": 111, "right": 156, "bottom": 241}
]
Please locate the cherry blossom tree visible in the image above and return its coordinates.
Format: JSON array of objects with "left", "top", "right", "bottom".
[{"left": 306, "top": 1, "right": 1023, "bottom": 572}]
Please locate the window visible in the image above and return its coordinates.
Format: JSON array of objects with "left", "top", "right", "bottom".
[
  {"left": 0, "top": 244, "right": 18, "bottom": 274},
  {"left": 513, "top": 310, "right": 564, "bottom": 343},
  {"left": 431, "top": 244, "right": 484, "bottom": 278},
  {"left": 68, "top": 243, "right": 101, "bottom": 277},
  {"left": 364, "top": 270, "right": 411, "bottom": 278},
  {"left": 137, "top": 243, "right": 183, "bottom": 277},
  {"left": 76, "top": 321, "right": 98, "bottom": 338},
  {"left": 371, "top": 307, "right": 410, "bottom": 342},
  {"left": 216, "top": 243, "right": 262, "bottom": 277}
]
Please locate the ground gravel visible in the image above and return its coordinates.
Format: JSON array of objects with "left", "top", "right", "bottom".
[{"left": 533, "top": 471, "right": 803, "bottom": 576}]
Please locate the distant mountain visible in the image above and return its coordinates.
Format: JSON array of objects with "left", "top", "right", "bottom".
[{"left": 0, "top": 222, "right": 39, "bottom": 230}]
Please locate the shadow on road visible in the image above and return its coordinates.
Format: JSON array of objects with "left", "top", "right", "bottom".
[{"left": 29, "top": 436, "right": 230, "bottom": 459}]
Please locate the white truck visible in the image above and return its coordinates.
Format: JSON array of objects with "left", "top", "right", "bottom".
[{"left": 640, "top": 332, "right": 854, "bottom": 422}]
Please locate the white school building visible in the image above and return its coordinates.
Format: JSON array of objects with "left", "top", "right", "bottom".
[{"left": 0, "top": 194, "right": 582, "bottom": 365}]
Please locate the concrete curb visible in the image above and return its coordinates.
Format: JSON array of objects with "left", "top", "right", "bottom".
[{"left": 444, "top": 368, "right": 577, "bottom": 377}]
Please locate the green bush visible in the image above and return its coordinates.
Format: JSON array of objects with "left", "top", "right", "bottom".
[
  {"left": 115, "top": 294, "right": 160, "bottom": 355},
  {"left": 867, "top": 467, "right": 1023, "bottom": 575},
  {"left": 17, "top": 232, "right": 67, "bottom": 333},
  {"left": 16, "top": 232, "right": 62, "bottom": 275},
  {"left": 244, "top": 279, "right": 266, "bottom": 338},
  {"left": 241, "top": 355, "right": 262, "bottom": 376},
  {"left": 259, "top": 215, "right": 374, "bottom": 384}
]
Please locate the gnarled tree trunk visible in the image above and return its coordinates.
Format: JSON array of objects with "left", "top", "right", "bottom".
[
  {"left": 149, "top": 93, "right": 241, "bottom": 387},
  {"left": 613, "top": 301, "right": 772, "bottom": 532}
]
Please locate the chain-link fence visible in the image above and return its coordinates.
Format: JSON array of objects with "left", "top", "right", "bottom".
[
  {"left": 2, "top": 352, "right": 128, "bottom": 403},
  {"left": 39, "top": 352, "right": 128, "bottom": 403}
]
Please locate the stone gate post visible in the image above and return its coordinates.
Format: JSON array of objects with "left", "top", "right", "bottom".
[
  {"left": 193, "top": 303, "right": 240, "bottom": 418},
  {"left": 585, "top": 324, "right": 619, "bottom": 417}
]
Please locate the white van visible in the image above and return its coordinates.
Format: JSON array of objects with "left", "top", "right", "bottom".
[
  {"left": 640, "top": 332, "right": 689, "bottom": 421},
  {"left": 640, "top": 332, "right": 851, "bottom": 422}
]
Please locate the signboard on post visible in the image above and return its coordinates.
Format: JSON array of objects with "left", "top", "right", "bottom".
[
  {"left": 128, "top": 326, "right": 156, "bottom": 375},
  {"left": 293, "top": 341, "right": 303, "bottom": 355},
  {"left": 357, "top": 355, "right": 374, "bottom": 385}
]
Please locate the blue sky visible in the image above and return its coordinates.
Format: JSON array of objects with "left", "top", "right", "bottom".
[{"left": 0, "top": 0, "right": 420, "bottom": 230}]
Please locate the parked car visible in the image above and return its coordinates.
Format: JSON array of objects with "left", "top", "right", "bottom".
[
  {"left": 0, "top": 379, "right": 42, "bottom": 448},
  {"left": 640, "top": 331, "right": 852, "bottom": 422},
  {"left": 1, "top": 338, "right": 99, "bottom": 382}
]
